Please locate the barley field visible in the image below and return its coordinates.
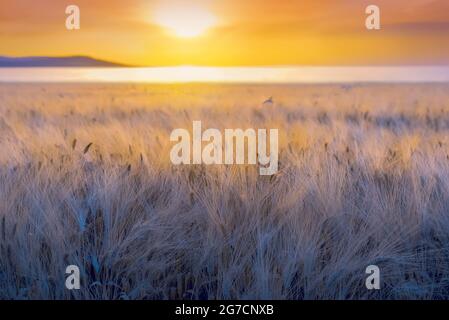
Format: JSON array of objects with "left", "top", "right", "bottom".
[{"left": 1, "top": 83, "right": 449, "bottom": 299}]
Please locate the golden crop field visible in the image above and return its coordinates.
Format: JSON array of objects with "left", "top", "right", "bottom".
[{"left": 1, "top": 83, "right": 449, "bottom": 299}]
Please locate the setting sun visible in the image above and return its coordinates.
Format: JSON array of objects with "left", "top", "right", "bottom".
[{"left": 153, "top": 4, "right": 217, "bottom": 38}]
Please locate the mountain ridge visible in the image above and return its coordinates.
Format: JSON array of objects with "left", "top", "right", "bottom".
[{"left": 0, "top": 56, "right": 127, "bottom": 67}]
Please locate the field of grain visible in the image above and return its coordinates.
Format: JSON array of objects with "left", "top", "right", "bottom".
[{"left": 1, "top": 83, "right": 449, "bottom": 299}]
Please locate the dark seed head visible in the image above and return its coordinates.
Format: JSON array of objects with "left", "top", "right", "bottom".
[{"left": 83, "top": 142, "right": 93, "bottom": 154}]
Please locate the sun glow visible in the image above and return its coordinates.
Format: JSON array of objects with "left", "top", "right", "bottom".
[{"left": 154, "top": 5, "right": 217, "bottom": 38}]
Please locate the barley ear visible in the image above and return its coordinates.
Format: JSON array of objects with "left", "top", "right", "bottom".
[{"left": 83, "top": 142, "right": 93, "bottom": 154}]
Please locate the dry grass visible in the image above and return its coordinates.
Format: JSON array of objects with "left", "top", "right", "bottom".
[{"left": 1, "top": 83, "right": 449, "bottom": 299}]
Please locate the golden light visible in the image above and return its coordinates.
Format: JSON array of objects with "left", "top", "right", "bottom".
[{"left": 153, "top": 4, "right": 217, "bottom": 38}]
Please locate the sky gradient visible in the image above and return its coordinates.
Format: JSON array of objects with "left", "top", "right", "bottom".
[{"left": 0, "top": 0, "right": 448, "bottom": 66}]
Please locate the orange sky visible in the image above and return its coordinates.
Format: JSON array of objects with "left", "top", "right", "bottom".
[{"left": 0, "top": 0, "right": 448, "bottom": 66}]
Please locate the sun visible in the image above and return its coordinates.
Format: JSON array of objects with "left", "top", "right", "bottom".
[{"left": 154, "top": 5, "right": 217, "bottom": 38}]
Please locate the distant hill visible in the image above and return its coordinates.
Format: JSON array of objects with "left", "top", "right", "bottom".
[{"left": 0, "top": 56, "right": 126, "bottom": 67}]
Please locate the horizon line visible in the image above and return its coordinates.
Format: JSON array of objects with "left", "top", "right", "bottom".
[{"left": 1, "top": 55, "right": 449, "bottom": 68}]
